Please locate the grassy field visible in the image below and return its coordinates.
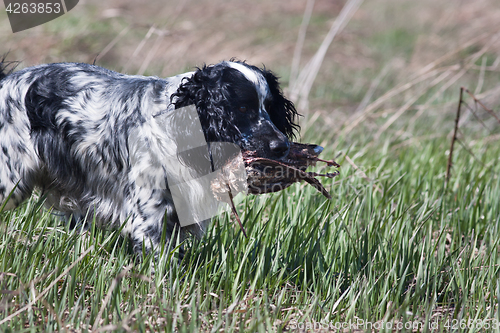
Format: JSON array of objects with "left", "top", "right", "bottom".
[{"left": 1, "top": 0, "right": 500, "bottom": 332}]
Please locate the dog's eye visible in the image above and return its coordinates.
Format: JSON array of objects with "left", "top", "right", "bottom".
[{"left": 239, "top": 106, "right": 247, "bottom": 113}]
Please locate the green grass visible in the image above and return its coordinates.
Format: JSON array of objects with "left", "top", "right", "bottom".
[
  {"left": 1, "top": 116, "right": 500, "bottom": 331},
  {"left": 1, "top": 0, "right": 500, "bottom": 331}
]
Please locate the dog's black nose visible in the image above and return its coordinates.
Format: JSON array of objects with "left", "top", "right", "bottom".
[{"left": 269, "top": 139, "right": 290, "bottom": 158}]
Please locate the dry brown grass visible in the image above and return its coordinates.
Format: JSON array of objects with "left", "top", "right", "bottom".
[{"left": 1, "top": 0, "right": 500, "bottom": 135}]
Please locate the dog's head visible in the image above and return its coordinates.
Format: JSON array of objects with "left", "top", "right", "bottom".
[{"left": 172, "top": 61, "right": 299, "bottom": 160}]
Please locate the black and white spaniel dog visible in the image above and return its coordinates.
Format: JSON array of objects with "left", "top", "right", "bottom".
[{"left": 0, "top": 59, "right": 299, "bottom": 255}]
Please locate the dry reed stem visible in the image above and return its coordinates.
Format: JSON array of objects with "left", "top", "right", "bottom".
[
  {"left": 289, "top": 0, "right": 364, "bottom": 111},
  {"left": 374, "top": 90, "right": 426, "bottom": 140},
  {"left": 122, "top": 0, "right": 186, "bottom": 74},
  {"left": 405, "top": 63, "right": 475, "bottom": 134},
  {"left": 122, "top": 25, "right": 157, "bottom": 73},
  {"left": 474, "top": 56, "right": 487, "bottom": 95},
  {"left": 461, "top": 96, "right": 495, "bottom": 131},
  {"left": 342, "top": 32, "right": 498, "bottom": 136},
  {"left": 446, "top": 86, "right": 499, "bottom": 182},
  {"left": 93, "top": 264, "right": 133, "bottom": 331},
  {"left": 406, "top": 71, "right": 456, "bottom": 131},
  {"left": 474, "top": 84, "right": 500, "bottom": 100},
  {"left": 0, "top": 245, "right": 94, "bottom": 325},
  {"left": 446, "top": 87, "right": 463, "bottom": 183},
  {"left": 343, "top": 153, "right": 383, "bottom": 194},
  {"left": 95, "top": 309, "right": 143, "bottom": 332},
  {"left": 390, "top": 134, "right": 443, "bottom": 150},
  {"left": 342, "top": 68, "right": 444, "bottom": 135},
  {"left": 455, "top": 137, "right": 490, "bottom": 170},
  {"left": 375, "top": 65, "right": 463, "bottom": 139},
  {"left": 137, "top": 33, "right": 166, "bottom": 76},
  {"left": 354, "top": 62, "right": 394, "bottom": 114},
  {"left": 353, "top": 32, "right": 500, "bottom": 138},
  {"left": 409, "top": 32, "right": 493, "bottom": 81},
  {"left": 289, "top": 0, "right": 315, "bottom": 89},
  {"left": 304, "top": 110, "right": 322, "bottom": 129},
  {"left": 464, "top": 88, "right": 500, "bottom": 124},
  {"left": 95, "top": 26, "right": 131, "bottom": 64},
  {"left": 226, "top": 183, "right": 247, "bottom": 238},
  {"left": 470, "top": 133, "right": 500, "bottom": 145}
]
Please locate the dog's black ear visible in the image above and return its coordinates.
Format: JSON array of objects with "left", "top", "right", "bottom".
[
  {"left": 262, "top": 70, "right": 300, "bottom": 139},
  {"left": 171, "top": 65, "right": 240, "bottom": 143}
]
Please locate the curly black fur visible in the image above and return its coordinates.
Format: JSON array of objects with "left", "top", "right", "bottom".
[{"left": 172, "top": 61, "right": 299, "bottom": 150}]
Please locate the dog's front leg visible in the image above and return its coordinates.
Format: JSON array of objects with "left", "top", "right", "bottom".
[{"left": 126, "top": 188, "right": 180, "bottom": 257}]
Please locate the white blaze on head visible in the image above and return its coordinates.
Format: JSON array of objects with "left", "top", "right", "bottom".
[{"left": 226, "top": 62, "right": 269, "bottom": 104}]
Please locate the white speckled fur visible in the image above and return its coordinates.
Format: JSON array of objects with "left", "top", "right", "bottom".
[{"left": 0, "top": 60, "right": 297, "bottom": 256}]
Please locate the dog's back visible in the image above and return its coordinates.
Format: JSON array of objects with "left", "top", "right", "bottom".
[
  {"left": 0, "top": 62, "right": 163, "bottom": 207},
  {"left": 0, "top": 60, "right": 210, "bottom": 256},
  {"left": 0, "top": 59, "right": 300, "bottom": 257}
]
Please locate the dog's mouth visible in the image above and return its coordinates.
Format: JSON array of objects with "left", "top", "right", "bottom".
[
  {"left": 208, "top": 141, "right": 339, "bottom": 237},
  {"left": 209, "top": 142, "right": 339, "bottom": 200},
  {"left": 242, "top": 142, "right": 339, "bottom": 199}
]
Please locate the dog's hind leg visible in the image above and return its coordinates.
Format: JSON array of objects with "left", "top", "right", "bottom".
[
  {"left": 0, "top": 116, "right": 39, "bottom": 211},
  {"left": 0, "top": 137, "right": 39, "bottom": 210},
  {"left": 0, "top": 159, "right": 38, "bottom": 211}
]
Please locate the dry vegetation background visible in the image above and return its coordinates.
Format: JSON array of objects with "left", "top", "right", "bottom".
[
  {"left": 2, "top": 0, "right": 500, "bottom": 331},
  {"left": 1, "top": 0, "right": 500, "bottom": 129}
]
